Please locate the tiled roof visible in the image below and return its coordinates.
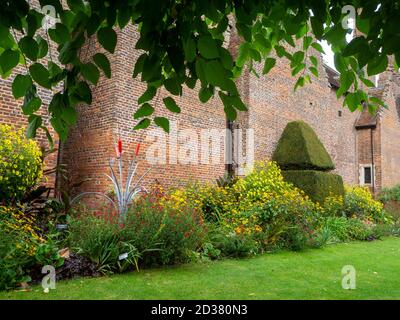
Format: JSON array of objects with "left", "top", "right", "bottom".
[
  {"left": 324, "top": 64, "right": 340, "bottom": 88},
  {"left": 355, "top": 107, "right": 378, "bottom": 129}
]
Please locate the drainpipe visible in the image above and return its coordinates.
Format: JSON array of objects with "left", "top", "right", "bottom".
[
  {"left": 226, "top": 119, "right": 234, "bottom": 177},
  {"left": 370, "top": 128, "right": 375, "bottom": 194}
]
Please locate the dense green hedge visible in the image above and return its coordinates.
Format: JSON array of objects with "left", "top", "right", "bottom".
[
  {"left": 272, "top": 121, "right": 335, "bottom": 171},
  {"left": 283, "top": 170, "right": 345, "bottom": 203}
]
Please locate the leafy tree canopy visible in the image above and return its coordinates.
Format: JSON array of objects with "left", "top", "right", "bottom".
[{"left": 0, "top": 0, "right": 396, "bottom": 141}]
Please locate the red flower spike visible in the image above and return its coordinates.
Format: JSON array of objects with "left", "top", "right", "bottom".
[
  {"left": 135, "top": 143, "right": 141, "bottom": 156},
  {"left": 118, "top": 138, "right": 123, "bottom": 154}
]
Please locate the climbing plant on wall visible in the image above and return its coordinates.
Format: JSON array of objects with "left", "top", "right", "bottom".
[{"left": 0, "top": 0, "right": 396, "bottom": 141}]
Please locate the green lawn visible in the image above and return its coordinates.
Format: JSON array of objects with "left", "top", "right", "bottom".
[{"left": 1, "top": 237, "right": 400, "bottom": 300}]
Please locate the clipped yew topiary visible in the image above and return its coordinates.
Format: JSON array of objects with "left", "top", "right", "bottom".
[
  {"left": 272, "top": 120, "right": 334, "bottom": 171},
  {"left": 282, "top": 170, "right": 344, "bottom": 204},
  {"left": 273, "top": 121, "right": 344, "bottom": 203}
]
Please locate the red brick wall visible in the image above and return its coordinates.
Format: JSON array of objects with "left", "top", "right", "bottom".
[
  {"left": 3, "top": 20, "right": 400, "bottom": 196},
  {"left": 379, "top": 71, "right": 400, "bottom": 188},
  {"left": 0, "top": 67, "right": 58, "bottom": 189},
  {"left": 246, "top": 45, "right": 359, "bottom": 185},
  {"left": 60, "top": 25, "right": 228, "bottom": 193}
]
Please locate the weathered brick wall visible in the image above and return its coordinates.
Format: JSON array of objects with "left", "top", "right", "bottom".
[
  {"left": 60, "top": 25, "right": 228, "bottom": 193},
  {"left": 379, "top": 71, "right": 400, "bottom": 188},
  {"left": 246, "top": 46, "right": 359, "bottom": 185},
  {"left": 0, "top": 0, "right": 58, "bottom": 189},
  {"left": 3, "top": 17, "right": 400, "bottom": 195}
]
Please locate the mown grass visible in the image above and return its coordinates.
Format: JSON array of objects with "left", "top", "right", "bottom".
[{"left": 1, "top": 237, "right": 399, "bottom": 300}]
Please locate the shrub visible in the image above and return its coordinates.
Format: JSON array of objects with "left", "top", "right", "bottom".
[
  {"left": 0, "top": 125, "right": 43, "bottom": 203},
  {"left": 323, "top": 216, "right": 350, "bottom": 242},
  {"left": 169, "top": 182, "right": 232, "bottom": 223},
  {"left": 378, "top": 185, "right": 400, "bottom": 222},
  {"left": 379, "top": 185, "right": 400, "bottom": 203},
  {"left": 343, "top": 186, "right": 387, "bottom": 223},
  {"left": 282, "top": 170, "right": 344, "bottom": 204},
  {"left": 0, "top": 225, "right": 32, "bottom": 290},
  {"left": 346, "top": 218, "right": 374, "bottom": 241},
  {"left": 0, "top": 206, "right": 63, "bottom": 290},
  {"left": 321, "top": 194, "right": 345, "bottom": 217},
  {"left": 123, "top": 188, "right": 207, "bottom": 266},
  {"left": 205, "top": 224, "right": 259, "bottom": 258},
  {"left": 272, "top": 120, "right": 334, "bottom": 171},
  {"left": 68, "top": 213, "right": 140, "bottom": 274},
  {"left": 69, "top": 187, "right": 207, "bottom": 271}
]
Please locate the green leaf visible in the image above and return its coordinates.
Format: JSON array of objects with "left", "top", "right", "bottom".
[
  {"left": 254, "top": 33, "right": 271, "bottom": 53},
  {"left": 81, "top": 62, "right": 100, "bottom": 85},
  {"left": 294, "top": 77, "right": 305, "bottom": 91},
  {"left": 48, "top": 23, "right": 70, "bottom": 44},
  {"left": 12, "top": 74, "right": 32, "bottom": 99},
  {"left": 231, "top": 95, "right": 247, "bottom": 111},
  {"left": 303, "top": 36, "right": 313, "bottom": 50},
  {"left": 0, "top": 26, "right": 15, "bottom": 50},
  {"left": 37, "top": 35, "right": 48, "bottom": 59},
  {"left": 263, "top": 58, "right": 276, "bottom": 75},
  {"left": 219, "top": 47, "right": 233, "bottom": 70},
  {"left": 292, "top": 51, "right": 305, "bottom": 64},
  {"left": 204, "top": 60, "right": 229, "bottom": 89},
  {"left": 183, "top": 37, "right": 197, "bottom": 62},
  {"left": 236, "top": 43, "right": 250, "bottom": 67},
  {"left": 344, "top": 92, "right": 362, "bottom": 112},
  {"left": 29, "top": 63, "right": 51, "bottom": 89},
  {"left": 292, "top": 63, "right": 306, "bottom": 76},
  {"left": 74, "top": 81, "right": 92, "bottom": 104},
  {"left": 236, "top": 23, "right": 252, "bottom": 42},
  {"left": 310, "top": 17, "right": 324, "bottom": 40},
  {"left": 133, "top": 118, "right": 151, "bottom": 130},
  {"left": 154, "top": 117, "right": 170, "bottom": 133},
  {"left": 311, "top": 42, "right": 325, "bottom": 54},
  {"left": 22, "top": 87, "right": 41, "bottom": 115},
  {"left": 164, "top": 78, "right": 182, "bottom": 96},
  {"left": 132, "top": 54, "right": 147, "bottom": 78},
  {"left": 195, "top": 58, "right": 207, "bottom": 85},
  {"left": 93, "top": 53, "right": 111, "bottom": 78},
  {"left": 199, "top": 86, "right": 213, "bottom": 103},
  {"left": 342, "top": 36, "right": 368, "bottom": 57},
  {"left": 309, "top": 66, "right": 319, "bottom": 78},
  {"left": 163, "top": 97, "right": 181, "bottom": 113},
  {"left": 367, "top": 55, "right": 388, "bottom": 76},
  {"left": 67, "top": 0, "right": 86, "bottom": 12},
  {"left": 19, "top": 36, "right": 39, "bottom": 61},
  {"left": 97, "top": 27, "right": 117, "bottom": 54},
  {"left": 48, "top": 61, "right": 63, "bottom": 80},
  {"left": 40, "top": 126, "right": 54, "bottom": 150},
  {"left": 197, "top": 35, "right": 219, "bottom": 59},
  {"left": 219, "top": 91, "right": 237, "bottom": 120},
  {"left": 337, "top": 71, "right": 355, "bottom": 97},
  {"left": 134, "top": 103, "right": 154, "bottom": 119},
  {"left": 369, "top": 96, "right": 385, "bottom": 107},
  {"left": 0, "top": 49, "right": 20, "bottom": 74},
  {"left": 310, "top": 56, "right": 318, "bottom": 67},
  {"left": 360, "top": 77, "right": 375, "bottom": 88},
  {"left": 27, "top": 115, "right": 42, "bottom": 138},
  {"left": 61, "top": 106, "right": 78, "bottom": 125},
  {"left": 50, "top": 116, "right": 68, "bottom": 141},
  {"left": 138, "top": 86, "right": 157, "bottom": 104},
  {"left": 334, "top": 53, "right": 347, "bottom": 74}
]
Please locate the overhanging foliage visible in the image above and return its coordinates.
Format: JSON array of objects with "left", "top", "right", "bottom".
[{"left": 0, "top": 0, "right": 396, "bottom": 141}]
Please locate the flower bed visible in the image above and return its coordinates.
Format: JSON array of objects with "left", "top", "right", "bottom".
[{"left": 0, "top": 126, "right": 398, "bottom": 291}]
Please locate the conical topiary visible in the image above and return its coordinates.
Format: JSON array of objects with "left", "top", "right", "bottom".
[
  {"left": 272, "top": 120, "right": 344, "bottom": 203},
  {"left": 272, "top": 120, "right": 334, "bottom": 171}
]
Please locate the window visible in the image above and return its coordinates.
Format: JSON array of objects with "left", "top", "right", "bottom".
[
  {"left": 360, "top": 165, "right": 374, "bottom": 186},
  {"left": 364, "top": 167, "right": 372, "bottom": 184}
]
